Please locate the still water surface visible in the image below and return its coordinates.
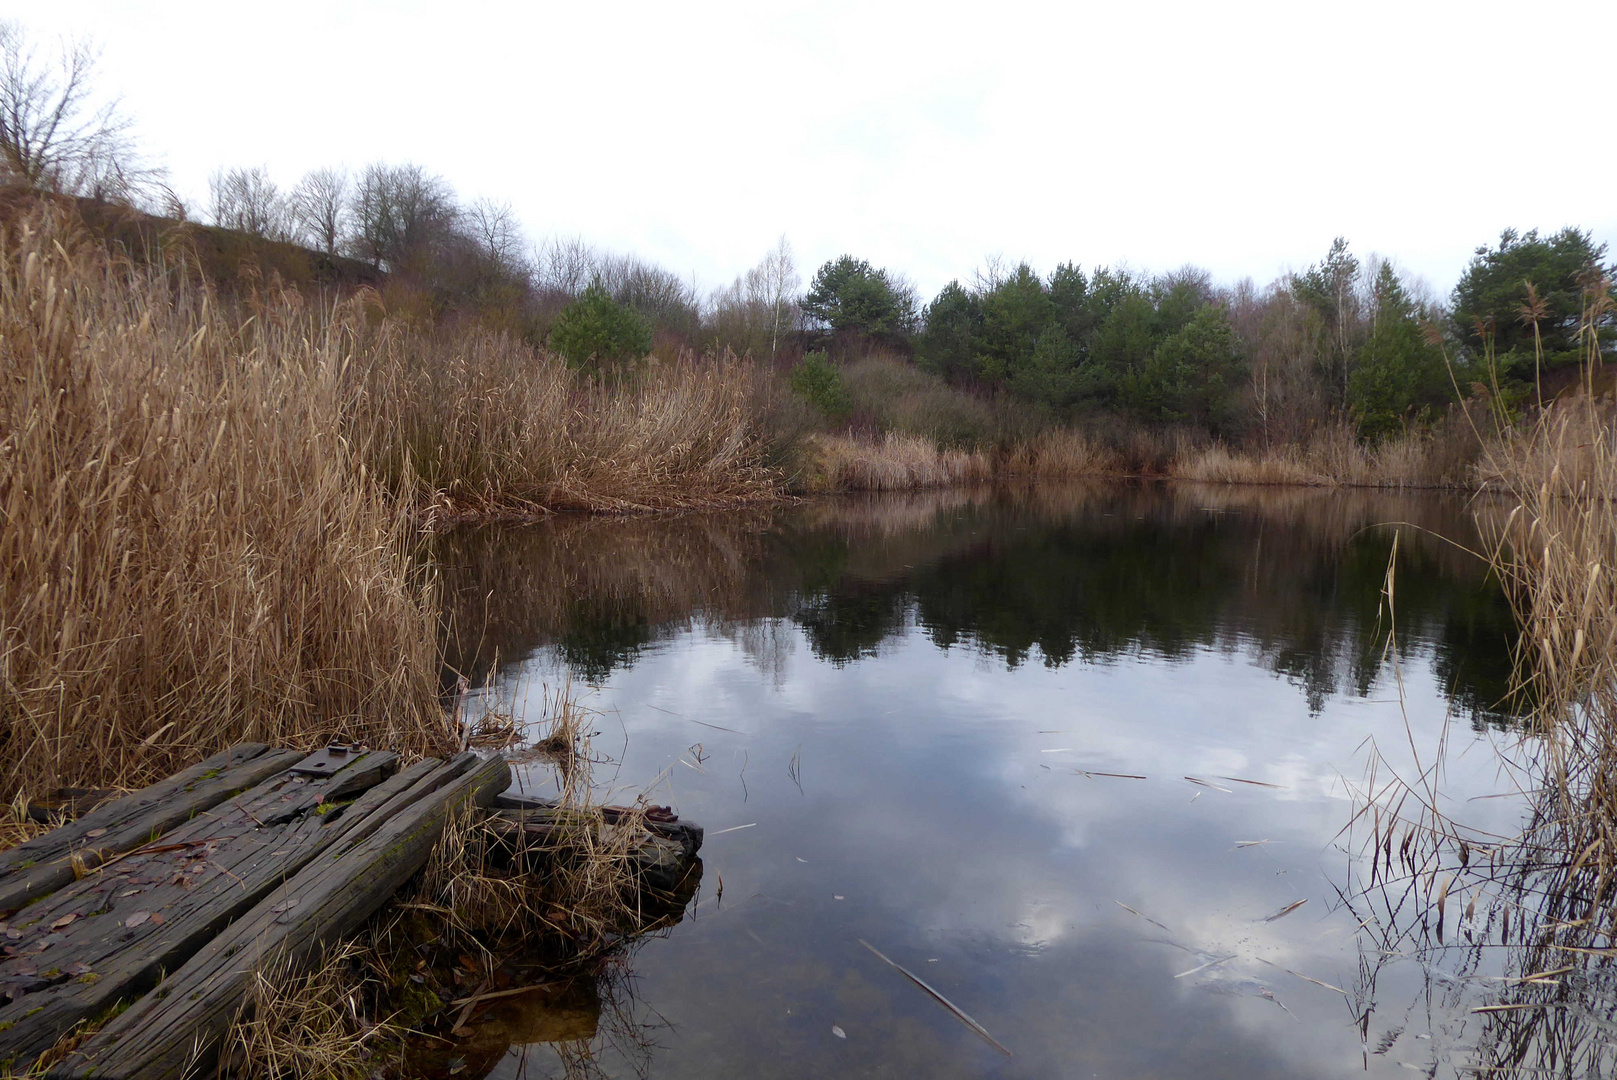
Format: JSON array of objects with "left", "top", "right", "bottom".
[{"left": 438, "top": 482, "right": 1527, "bottom": 1078}]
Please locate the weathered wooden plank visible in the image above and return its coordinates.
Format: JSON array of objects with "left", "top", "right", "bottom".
[
  {"left": 0, "top": 750, "right": 401, "bottom": 1068},
  {"left": 53, "top": 752, "right": 510, "bottom": 1080},
  {"left": 484, "top": 808, "right": 696, "bottom": 890},
  {"left": 491, "top": 794, "right": 704, "bottom": 855},
  {"left": 0, "top": 746, "right": 300, "bottom": 917},
  {"left": 25, "top": 789, "right": 116, "bottom": 825},
  {"left": 0, "top": 745, "right": 269, "bottom": 879}
]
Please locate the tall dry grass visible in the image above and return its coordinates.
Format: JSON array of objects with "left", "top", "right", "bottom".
[
  {"left": 1341, "top": 283, "right": 1617, "bottom": 1071},
  {"left": 1484, "top": 399, "right": 1617, "bottom": 735},
  {"left": 800, "top": 432, "right": 996, "bottom": 492},
  {"left": 353, "top": 329, "right": 780, "bottom": 521},
  {"left": 1171, "top": 416, "right": 1484, "bottom": 488},
  {"left": 805, "top": 412, "right": 1483, "bottom": 493},
  {"left": 998, "top": 428, "right": 1125, "bottom": 477},
  {"left": 0, "top": 209, "right": 450, "bottom": 791},
  {"left": 224, "top": 942, "right": 400, "bottom": 1080},
  {"left": 1477, "top": 270, "right": 1617, "bottom": 730},
  {"left": 0, "top": 206, "right": 798, "bottom": 794},
  {"left": 801, "top": 428, "right": 1124, "bottom": 492}
]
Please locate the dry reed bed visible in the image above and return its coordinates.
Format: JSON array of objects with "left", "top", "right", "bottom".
[
  {"left": 0, "top": 208, "right": 788, "bottom": 793},
  {"left": 0, "top": 211, "right": 449, "bottom": 791},
  {"left": 355, "top": 329, "right": 781, "bottom": 521},
  {"left": 801, "top": 433, "right": 995, "bottom": 491},
  {"left": 1340, "top": 395, "right": 1617, "bottom": 1071},
  {"left": 808, "top": 421, "right": 1485, "bottom": 493},
  {"left": 1170, "top": 418, "right": 1484, "bottom": 488},
  {"left": 1341, "top": 282, "right": 1617, "bottom": 1069},
  {"left": 1483, "top": 392, "right": 1617, "bottom": 769},
  {"left": 802, "top": 428, "right": 1126, "bottom": 492}
]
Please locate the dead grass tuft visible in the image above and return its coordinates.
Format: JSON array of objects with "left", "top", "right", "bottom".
[
  {"left": 998, "top": 429, "right": 1125, "bottom": 477},
  {"left": 0, "top": 792, "right": 54, "bottom": 853},
  {"left": 800, "top": 432, "right": 995, "bottom": 492},
  {"left": 1172, "top": 417, "right": 1484, "bottom": 488},
  {"left": 224, "top": 941, "right": 401, "bottom": 1080}
]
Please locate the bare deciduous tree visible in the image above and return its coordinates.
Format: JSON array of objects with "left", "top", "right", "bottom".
[
  {"left": 288, "top": 167, "right": 348, "bottom": 255},
  {"left": 208, "top": 165, "right": 290, "bottom": 239},
  {"left": 348, "top": 162, "right": 458, "bottom": 272},
  {"left": 0, "top": 21, "right": 152, "bottom": 199},
  {"left": 533, "top": 235, "right": 598, "bottom": 298},
  {"left": 466, "top": 197, "right": 525, "bottom": 273},
  {"left": 708, "top": 237, "right": 802, "bottom": 359},
  {"left": 756, "top": 235, "right": 800, "bottom": 359},
  {"left": 1225, "top": 278, "right": 1329, "bottom": 445}
]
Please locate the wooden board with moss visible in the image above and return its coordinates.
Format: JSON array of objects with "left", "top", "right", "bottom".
[
  {"left": 50, "top": 751, "right": 510, "bottom": 1080},
  {"left": 0, "top": 747, "right": 412, "bottom": 1068},
  {"left": 0, "top": 745, "right": 295, "bottom": 916}
]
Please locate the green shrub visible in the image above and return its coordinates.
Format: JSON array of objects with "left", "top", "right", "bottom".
[
  {"left": 840, "top": 355, "right": 995, "bottom": 447},
  {"left": 789, "top": 351, "right": 851, "bottom": 418},
  {"left": 548, "top": 284, "right": 653, "bottom": 367}
]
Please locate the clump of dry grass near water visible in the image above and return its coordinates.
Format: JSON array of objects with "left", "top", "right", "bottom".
[
  {"left": 800, "top": 432, "right": 995, "bottom": 491},
  {"left": 800, "top": 428, "right": 1124, "bottom": 492},
  {"left": 355, "top": 329, "right": 782, "bottom": 523},
  {"left": 804, "top": 420, "right": 1480, "bottom": 493},
  {"left": 998, "top": 428, "right": 1125, "bottom": 477},
  {"left": 407, "top": 694, "right": 668, "bottom": 963},
  {"left": 223, "top": 942, "right": 401, "bottom": 1080},
  {"left": 0, "top": 208, "right": 450, "bottom": 792},
  {"left": 210, "top": 689, "right": 679, "bottom": 1079},
  {"left": 1171, "top": 419, "right": 1484, "bottom": 488},
  {"left": 1341, "top": 286, "right": 1617, "bottom": 1070}
]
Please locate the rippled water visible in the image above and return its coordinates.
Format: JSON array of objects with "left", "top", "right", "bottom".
[{"left": 434, "top": 482, "right": 1529, "bottom": 1078}]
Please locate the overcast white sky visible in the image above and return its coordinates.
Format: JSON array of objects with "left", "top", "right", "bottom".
[{"left": 10, "top": 0, "right": 1616, "bottom": 303}]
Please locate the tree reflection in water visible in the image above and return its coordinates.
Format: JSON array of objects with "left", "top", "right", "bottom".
[{"left": 434, "top": 482, "right": 1520, "bottom": 727}]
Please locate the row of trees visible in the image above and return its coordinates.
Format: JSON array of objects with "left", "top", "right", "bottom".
[
  {"left": 203, "top": 160, "right": 805, "bottom": 365},
  {"left": 916, "top": 262, "right": 1245, "bottom": 431},
  {"left": 793, "top": 230, "right": 1613, "bottom": 441},
  {"left": 161, "top": 160, "right": 1617, "bottom": 436},
  {"left": 0, "top": 8, "right": 807, "bottom": 367}
]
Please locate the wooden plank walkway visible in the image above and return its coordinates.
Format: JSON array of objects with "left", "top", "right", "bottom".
[{"left": 0, "top": 744, "right": 511, "bottom": 1080}]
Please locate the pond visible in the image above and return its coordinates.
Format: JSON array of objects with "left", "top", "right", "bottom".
[{"left": 434, "top": 482, "right": 1533, "bottom": 1078}]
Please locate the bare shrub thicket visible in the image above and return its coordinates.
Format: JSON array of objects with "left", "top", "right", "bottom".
[
  {"left": 0, "top": 21, "right": 157, "bottom": 201},
  {"left": 208, "top": 165, "right": 291, "bottom": 240},
  {"left": 1170, "top": 413, "right": 1485, "bottom": 488}
]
